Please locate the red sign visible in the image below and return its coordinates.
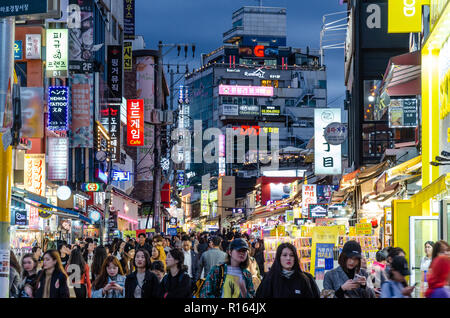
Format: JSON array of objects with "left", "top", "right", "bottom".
[
  {"left": 254, "top": 45, "right": 265, "bottom": 57},
  {"left": 127, "top": 99, "right": 144, "bottom": 146},
  {"left": 233, "top": 126, "right": 261, "bottom": 136}
]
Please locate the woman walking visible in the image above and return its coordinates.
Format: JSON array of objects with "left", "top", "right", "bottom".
[
  {"left": 19, "top": 253, "right": 38, "bottom": 298},
  {"left": 91, "top": 246, "right": 107, "bottom": 283},
  {"left": 66, "top": 248, "right": 92, "bottom": 298},
  {"left": 34, "top": 250, "right": 70, "bottom": 298},
  {"left": 151, "top": 246, "right": 166, "bottom": 271},
  {"left": 92, "top": 256, "right": 126, "bottom": 298},
  {"left": 381, "top": 255, "right": 415, "bottom": 298},
  {"left": 199, "top": 238, "right": 255, "bottom": 298},
  {"left": 323, "top": 241, "right": 375, "bottom": 298},
  {"left": 256, "top": 243, "right": 320, "bottom": 298},
  {"left": 124, "top": 249, "right": 161, "bottom": 298},
  {"left": 160, "top": 248, "right": 192, "bottom": 298},
  {"left": 9, "top": 251, "right": 21, "bottom": 298},
  {"left": 425, "top": 255, "right": 450, "bottom": 298}
]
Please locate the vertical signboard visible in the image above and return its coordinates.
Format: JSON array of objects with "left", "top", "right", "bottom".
[
  {"left": 20, "top": 87, "right": 44, "bottom": 138},
  {"left": 70, "top": 73, "right": 94, "bottom": 148},
  {"left": 135, "top": 56, "right": 155, "bottom": 181},
  {"left": 14, "top": 40, "right": 23, "bottom": 60},
  {"left": 302, "top": 184, "right": 317, "bottom": 217},
  {"left": 24, "top": 154, "right": 46, "bottom": 196},
  {"left": 109, "top": 104, "right": 121, "bottom": 162},
  {"left": 314, "top": 108, "right": 342, "bottom": 175},
  {"left": 107, "top": 45, "right": 123, "bottom": 103},
  {"left": 123, "top": 0, "right": 135, "bottom": 39},
  {"left": 201, "top": 190, "right": 210, "bottom": 216},
  {"left": 123, "top": 41, "right": 132, "bottom": 71},
  {"left": 46, "top": 29, "right": 68, "bottom": 78},
  {"left": 28, "top": 206, "right": 40, "bottom": 230},
  {"left": 48, "top": 86, "right": 69, "bottom": 131},
  {"left": 127, "top": 99, "right": 144, "bottom": 146},
  {"left": 25, "top": 34, "right": 41, "bottom": 59},
  {"left": 47, "top": 138, "right": 68, "bottom": 181},
  {"left": 69, "top": 0, "right": 94, "bottom": 72}
]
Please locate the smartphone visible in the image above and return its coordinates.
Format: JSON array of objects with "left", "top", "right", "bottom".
[{"left": 413, "top": 282, "right": 419, "bottom": 287}]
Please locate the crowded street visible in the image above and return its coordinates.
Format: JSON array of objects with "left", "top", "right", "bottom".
[{"left": 0, "top": 0, "right": 449, "bottom": 309}]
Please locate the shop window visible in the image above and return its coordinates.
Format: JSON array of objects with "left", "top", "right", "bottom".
[
  {"left": 363, "top": 79, "right": 382, "bottom": 122},
  {"left": 264, "top": 59, "right": 277, "bottom": 66},
  {"left": 261, "top": 80, "right": 279, "bottom": 88},
  {"left": 285, "top": 99, "right": 296, "bottom": 107},
  {"left": 318, "top": 80, "right": 326, "bottom": 89}
]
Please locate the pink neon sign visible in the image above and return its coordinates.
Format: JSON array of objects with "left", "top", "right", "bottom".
[{"left": 219, "top": 85, "right": 273, "bottom": 97}]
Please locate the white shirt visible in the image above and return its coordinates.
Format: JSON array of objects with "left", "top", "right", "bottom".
[
  {"left": 183, "top": 250, "right": 192, "bottom": 278},
  {"left": 420, "top": 256, "right": 431, "bottom": 272}
]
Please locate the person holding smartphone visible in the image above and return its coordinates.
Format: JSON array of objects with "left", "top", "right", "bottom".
[
  {"left": 323, "top": 241, "right": 375, "bottom": 298},
  {"left": 92, "top": 256, "right": 126, "bottom": 298},
  {"left": 381, "top": 255, "right": 415, "bottom": 298}
]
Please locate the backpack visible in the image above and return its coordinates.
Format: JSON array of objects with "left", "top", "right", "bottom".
[{"left": 193, "top": 264, "right": 225, "bottom": 298}]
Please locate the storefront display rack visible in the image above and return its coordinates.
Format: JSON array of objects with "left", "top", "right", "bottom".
[{"left": 263, "top": 236, "right": 312, "bottom": 272}]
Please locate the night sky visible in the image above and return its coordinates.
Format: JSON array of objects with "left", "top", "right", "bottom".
[{"left": 136, "top": 0, "right": 347, "bottom": 107}]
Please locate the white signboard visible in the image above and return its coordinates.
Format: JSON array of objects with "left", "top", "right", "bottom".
[
  {"left": 302, "top": 184, "right": 317, "bottom": 217},
  {"left": 46, "top": 29, "right": 68, "bottom": 78},
  {"left": 314, "top": 108, "right": 342, "bottom": 175},
  {"left": 25, "top": 34, "right": 41, "bottom": 59},
  {"left": 47, "top": 137, "right": 68, "bottom": 180},
  {"left": 222, "top": 104, "right": 239, "bottom": 116}
]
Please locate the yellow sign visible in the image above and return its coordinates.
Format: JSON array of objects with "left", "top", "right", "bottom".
[
  {"left": 356, "top": 223, "right": 373, "bottom": 235},
  {"left": 310, "top": 226, "right": 339, "bottom": 276},
  {"left": 338, "top": 225, "right": 346, "bottom": 236},
  {"left": 301, "top": 225, "right": 313, "bottom": 237},
  {"left": 349, "top": 226, "right": 356, "bottom": 236},
  {"left": 270, "top": 226, "right": 286, "bottom": 237},
  {"left": 293, "top": 206, "right": 302, "bottom": 219},
  {"left": 388, "top": 0, "right": 423, "bottom": 33},
  {"left": 123, "top": 230, "right": 136, "bottom": 238},
  {"left": 123, "top": 41, "right": 132, "bottom": 71}
]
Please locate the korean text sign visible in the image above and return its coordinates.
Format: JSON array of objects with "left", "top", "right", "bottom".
[
  {"left": 127, "top": 99, "right": 144, "bottom": 146},
  {"left": 46, "top": 29, "right": 68, "bottom": 78},
  {"left": 48, "top": 86, "right": 69, "bottom": 131},
  {"left": 24, "top": 154, "right": 46, "bottom": 196},
  {"left": 314, "top": 108, "right": 342, "bottom": 175}
]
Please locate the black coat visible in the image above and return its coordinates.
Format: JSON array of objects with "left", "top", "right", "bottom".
[
  {"left": 160, "top": 271, "right": 192, "bottom": 298},
  {"left": 34, "top": 270, "right": 70, "bottom": 298},
  {"left": 125, "top": 270, "right": 161, "bottom": 298},
  {"left": 137, "top": 243, "right": 153, "bottom": 255},
  {"left": 256, "top": 271, "right": 320, "bottom": 298},
  {"left": 197, "top": 243, "right": 208, "bottom": 257},
  {"left": 254, "top": 250, "right": 265, "bottom": 275}
]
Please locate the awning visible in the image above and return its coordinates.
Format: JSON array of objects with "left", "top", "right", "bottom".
[
  {"left": 381, "top": 51, "right": 421, "bottom": 96},
  {"left": 340, "top": 169, "right": 360, "bottom": 190},
  {"left": 411, "top": 173, "right": 450, "bottom": 208},
  {"left": 386, "top": 155, "right": 422, "bottom": 182}
]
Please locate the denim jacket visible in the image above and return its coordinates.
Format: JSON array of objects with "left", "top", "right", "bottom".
[{"left": 91, "top": 275, "right": 126, "bottom": 298}]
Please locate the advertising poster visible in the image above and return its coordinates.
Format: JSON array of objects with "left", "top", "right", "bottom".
[
  {"left": 47, "top": 137, "right": 68, "bottom": 181},
  {"left": 46, "top": 29, "right": 68, "bottom": 78},
  {"left": 314, "top": 243, "right": 335, "bottom": 280},
  {"left": 302, "top": 184, "right": 316, "bottom": 217},
  {"left": 69, "top": 0, "right": 94, "bottom": 73},
  {"left": 20, "top": 87, "right": 43, "bottom": 138},
  {"left": 270, "top": 183, "right": 291, "bottom": 201},
  {"left": 48, "top": 86, "right": 69, "bottom": 131},
  {"left": 261, "top": 105, "right": 281, "bottom": 116},
  {"left": 24, "top": 154, "right": 46, "bottom": 196},
  {"left": 70, "top": 73, "right": 94, "bottom": 148},
  {"left": 25, "top": 34, "right": 41, "bottom": 59},
  {"left": 107, "top": 45, "right": 123, "bottom": 103},
  {"left": 388, "top": 98, "right": 418, "bottom": 128},
  {"left": 310, "top": 226, "right": 339, "bottom": 278},
  {"left": 135, "top": 56, "right": 155, "bottom": 181},
  {"left": 314, "top": 108, "right": 342, "bottom": 175}
]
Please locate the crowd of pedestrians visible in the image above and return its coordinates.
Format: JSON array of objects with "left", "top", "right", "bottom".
[{"left": 7, "top": 230, "right": 450, "bottom": 299}]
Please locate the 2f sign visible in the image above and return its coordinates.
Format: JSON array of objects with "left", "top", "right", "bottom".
[{"left": 388, "top": 0, "right": 422, "bottom": 33}]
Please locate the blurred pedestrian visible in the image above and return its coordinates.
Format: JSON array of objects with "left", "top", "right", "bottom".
[
  {"left": 381, "top": 255, "right": 415, "bottom": 298},
  {"left": 425, "top": 255, "right": 450, "bottom": 298},
  {"left": 256, "top": 243, "right": 319, "bottom": 298},
  {"left": 432, "top": 240, "right": 450, "bottom": 261},
  {"left": 66, "top": 247, "right": 91, "bottom": 298},
  {"left": 9, "top": 251, "right": 21, "bottom": 298},
  {"left": 91, "top": 246, "right": 107, "bottom": 283},
  {"left": 253, "top": 239, "right": 265, "bottom": 276}
]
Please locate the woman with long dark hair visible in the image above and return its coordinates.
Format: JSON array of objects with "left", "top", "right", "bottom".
[
  {"left": 9, "top": 251, "right": 21, "bottom": 298},
  {"left": 160, "top": 248, "right": 192, "bottom": 298},
  {"left": 66, "top": 248, "right": 92, "bottom": 298},
  {"left": 19, "top": 253, "right": 38, "bottom": 298},
  {"left": 323, "top": 241, "right": 375, "bottom": 298},
  {"left": 92, "top": 256, "right": 126, "bottom": 298},
  {"left": 34, "top": 250, "right": 70, "bottom": 298},
  {"left": 124, "top": 249, "right": 161, "bottom": 298},
  {"left": 91, "top": 246, "right": 107, "bottom": 283},
  {"left": 256, "top": 243, "right": 320, "bottom": 298},
  {"left": 253, "top": 239, "right": 265, "bottom": 277}
]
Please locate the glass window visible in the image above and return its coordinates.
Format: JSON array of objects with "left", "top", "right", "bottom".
[{"left": 363, "top": 79, "right": 382, "bottom": 122}]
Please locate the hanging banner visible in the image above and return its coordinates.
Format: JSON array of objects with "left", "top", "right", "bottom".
[
  {"left": 20, "top": 87, "right": 44, "bottom": 138},
  {"left": 46, "top": 29, "right": 68, "bottom": 78},
  {"left": 123, "top": 0, "right": 135, "bottom": 39},
  {"left": 310, "top": 226, "right": 339, "bottom": 279},
  {"left": 70, "top": 73, "right": 94, "bottom": 148},
  {"left": 107, "top": 45, "right": 123, "bottom": 103},
  {"left": 48, "top": 86, "right": 69, "bottom": 131},
  {"left": 302, "top": 184, "right": 317, "bottom": 217},
  {"left": 68, "top": 0, "right": 94, "bottom": 73},
  {"left": 25, "top": 34, "right": 41, "bottom": 59},
  {"left": 123, "top": 41, "right": 132, "bottom": 71},
  {"left": 127, "top": 99, "right": 144, "bottom": 146},
  {"left": 47, "top": 137, "right": 68, "bottom": 181},
  {"left": 0, "top": 1, "right": 48, "bottom": 17},
  {"left": 314, "top": 108, "right": 342, "bottom": 175},
  {"left": 24, "top": 154, "right": 46, "bottom": 196}
]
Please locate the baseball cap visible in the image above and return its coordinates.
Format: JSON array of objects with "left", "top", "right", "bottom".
[
  {"left": 228, "top": 238, "right": 249, "bottom": 251},
  {"left": 342, "top": 240, "right": 362, "bottom": 258},
  {"left": 391, "top": 255, "right": 411, "bottom": 276}
]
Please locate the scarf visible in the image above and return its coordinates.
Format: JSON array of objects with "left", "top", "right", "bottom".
[
  {"left": 425, "top": 256, "right": 450, "bottom": 298},
  {"left": 281, "top": 269, "right": 295, "bottom": 279}
]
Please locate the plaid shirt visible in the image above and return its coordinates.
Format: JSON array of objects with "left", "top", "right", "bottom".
[{"left": 199, "top": 263, "right": 255, "bottom": 298}]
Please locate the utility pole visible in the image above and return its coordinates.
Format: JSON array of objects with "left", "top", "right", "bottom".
[{"left": 0, "top": 16, "right": 15, "bottom": 298}]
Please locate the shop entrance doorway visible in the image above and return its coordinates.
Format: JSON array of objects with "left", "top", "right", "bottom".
[
  {"left": 440, "top": 200, "right": 450, "bottom": 243},
  {"left": 409, "top": 216, "right": 439, "bottom": 297}
]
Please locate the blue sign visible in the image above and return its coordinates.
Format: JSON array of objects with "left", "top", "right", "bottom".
[
  {"left": 176, "top": 171, "right": 185, "bottom": 188},
  {"left": 112, "top": 170, "right": 130, "bottom": 181},
  {"left": 48, "top": 86, "right": 69, "bottom": 131},
  {"left": 14, "top": 209, "right": 27, "bottom": 225},
  {"left": 167, "top": 228, "right": 178, "bottom": 236},
  {"left": 88, "top": 209, "right": 101, "bottom": 223},
  {"left": 14, "top": 40, "right": 22, "bottom": 60},
  {"left": 315, "top": 243, "right": 335, "bottom": 271},
  {"left": 96, "top": 168, "right": 108, "bottom": 183}
]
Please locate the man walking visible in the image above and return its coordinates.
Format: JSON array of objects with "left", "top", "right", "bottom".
[
  {"left": 182, "top": 237, "right": 200, "bottom": 282},
  {"left": 199, "top": 236, "right": 227, "bottom": 279}
]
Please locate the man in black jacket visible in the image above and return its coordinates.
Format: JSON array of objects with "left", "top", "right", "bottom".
[
  {"left": 181, "top": 237, "right": 200, "bottom": 281},
  {"left": 137, "top": 233, "right": 152, "bottom": 255}
]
